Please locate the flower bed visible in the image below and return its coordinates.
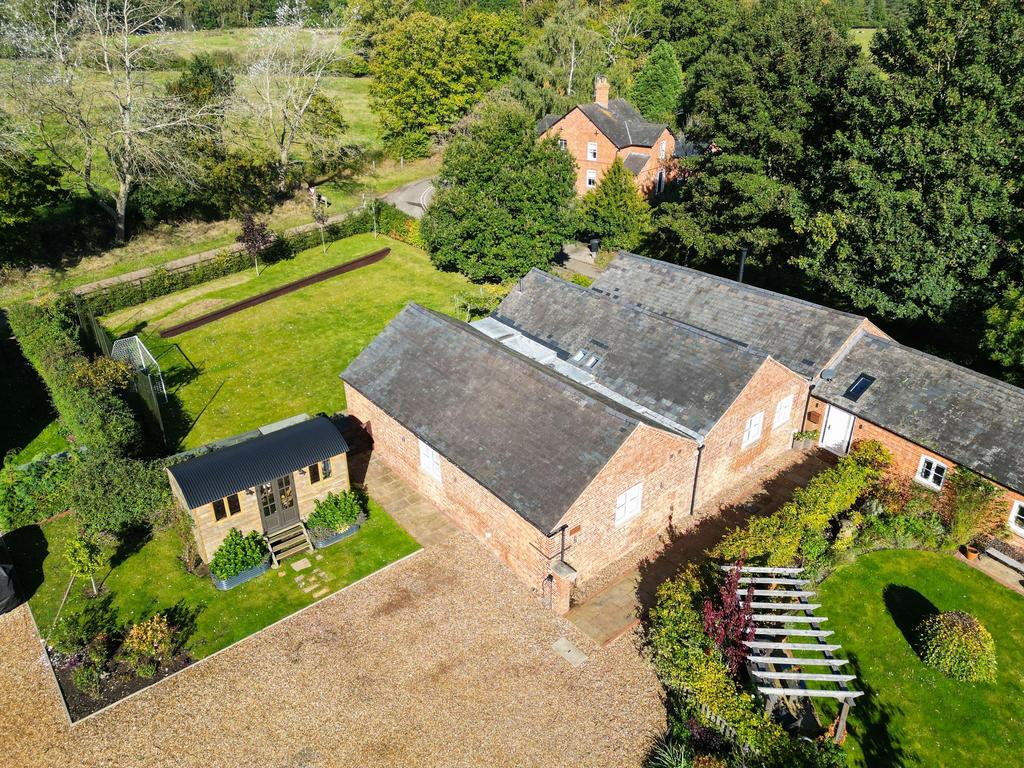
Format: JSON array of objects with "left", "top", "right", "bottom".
[
  {"left": 210, "top": 555, "right": 271, "bottom": 591},
  {"left": 310, "top": 523, "right": 361, "bottom": 550}
]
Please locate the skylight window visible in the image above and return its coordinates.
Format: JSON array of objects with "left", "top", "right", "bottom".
[
  {"left": 583, "top": 355, "right": 601, "bottom": 368},
  {"left": 571, "top": 349, "right": 588, "bottom": 363},
  {"left": 843, "top": 374, "right": 876, "bottom": 402}
]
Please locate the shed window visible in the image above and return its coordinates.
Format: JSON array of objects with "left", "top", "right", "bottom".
[
  {"left": 587, "top": 142, "right": 598, "bottom": 161},
  {"left": 742, "top": 412, "right": 764, "bottom": 449},
  {"left": 615, "top": 482, "right": 644, "bottom": 527},
  {"left": 213, "top": 498, "right": 227, "bottom": 521},
  {"left": 321, "top": 458, "right": 333, "bottom": 480},
  {"left": 1010, "top": 501, "right": 1024, "bottom": 537},
  {"left": 419, "top": 439, "right": 442, "bottom": 482},
  {"left": 916, "top": 456, "right": 947, "bottom": 490},
  {"left": 227, "top": 493, "right": 241, "bottom": 515},
  {"left": 308, "top": 462, "right": 321, "bottom": 483},
  {"left": 773, "top": 394, "right": 794, "bottom": 429}
]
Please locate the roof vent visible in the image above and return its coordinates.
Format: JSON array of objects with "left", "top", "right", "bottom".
[{"left": 821, "top": 368, "right": 837, "bottom": 382}]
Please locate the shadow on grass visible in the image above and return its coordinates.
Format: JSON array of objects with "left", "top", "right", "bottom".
[
  {"left": 161, "top": 599, "right": 204, "bottom": 654},
  {"left": 844, "top": 652, "right": 920, "bottom": 767},
  {"left": 1, "top": 525, "right": 49, "bottom": 602},
  {"left": 882, "top": 584, "right": 937, "bottom": 655}
]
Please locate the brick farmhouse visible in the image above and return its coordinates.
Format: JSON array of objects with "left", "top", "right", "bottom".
[{"left": 537, "top": 76, "right": 682, "bottom": 197}]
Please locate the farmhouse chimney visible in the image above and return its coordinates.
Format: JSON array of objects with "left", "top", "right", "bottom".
[{"left": 594, "top": 76, "right": 610, "bottom": 108}]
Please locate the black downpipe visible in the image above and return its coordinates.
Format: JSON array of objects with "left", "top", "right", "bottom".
[{"left": 688, "top": 443, "right": 705, "bottom": 516}]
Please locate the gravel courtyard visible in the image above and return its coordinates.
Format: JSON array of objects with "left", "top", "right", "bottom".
[{"left": 0, "top": 526, "right": 665, "bottom": 767}]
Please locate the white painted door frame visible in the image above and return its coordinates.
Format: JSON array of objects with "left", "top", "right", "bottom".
[{"left": 820, "top": 404, "right": 855, "bottom": 455}]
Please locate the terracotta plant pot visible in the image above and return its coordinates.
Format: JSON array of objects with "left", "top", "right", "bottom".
[{"left": 964, "top": 545, "right": 980, "bottom": 561}]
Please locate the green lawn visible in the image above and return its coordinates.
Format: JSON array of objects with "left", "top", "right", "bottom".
[
  {"left": 8, "top": 499, "right": 419, "bottom": 660},
  {"left": 815, "top": 550, "right": 1024, "bottom": 767},
  {"left": 850, "top": 27, "right": 878, "bottom": 55},
  {"left": 102, "top": 233, "right": 471, "bottom": 449}
]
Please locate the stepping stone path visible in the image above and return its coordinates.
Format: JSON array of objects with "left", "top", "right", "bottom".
[{"left": 290, "top": 559, "right": 334, "bottom": 601}]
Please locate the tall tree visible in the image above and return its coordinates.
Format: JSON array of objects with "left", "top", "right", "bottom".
[
  {"left": 369, "top": 10, "right": 523, "bottom": 157},
  {"left": 577, "top": 158, "right": 652, "bottom": 251},
  {"left": 798, "top": 0, "right": 1024, "bottom": 321},
  {"left": 629, "top": 41, "right": 683, "bottom": 124},
  {"left": 984, "top": 285, "right": 1024, "bottom": 384},
  {"left": 649, "top": 0, "right": 861, "bottom": 271},
  {"left": 660, "top": 0, "right": 740, "bottom": 70},
  {"left": 421, "top": 100, "right": 576, "bottom": 282},
  {"left": 4, "top": 0, "right": 219, "bottom": 244}
]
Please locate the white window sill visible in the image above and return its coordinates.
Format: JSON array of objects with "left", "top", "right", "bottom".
[
  {"left": 614, "top": 513, "right": 640, "bottom": 529},
  {"left": 912, "top": 477, "right": 943, "bottom": 492}
]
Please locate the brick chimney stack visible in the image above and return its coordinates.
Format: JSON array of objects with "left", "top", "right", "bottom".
[{"left": 594, "top": 76, "right": 610, "bottom": 108}]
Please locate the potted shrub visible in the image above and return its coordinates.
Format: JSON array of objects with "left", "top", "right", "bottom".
[
  {"left": 792, "top": 429, "right": 819, "bottom": 450},
  {"left": 209, "top": 528, "right": 270, "bottom": 590},
  {"left": 305, "top": 490, "right": 366, "bottom": 550}
]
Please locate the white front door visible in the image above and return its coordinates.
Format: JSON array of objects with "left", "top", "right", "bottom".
[{"left": 820, "top": 405, "right": 855, "bottom": 455}]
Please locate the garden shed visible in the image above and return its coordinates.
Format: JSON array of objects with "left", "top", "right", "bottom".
[{"left": 167, "top": 415, "right": 351, "bottom": 564}]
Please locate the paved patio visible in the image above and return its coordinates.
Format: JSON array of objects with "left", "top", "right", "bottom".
[
  {"left": 567, "top": 450, "right": 830, "bottom": 645},
  {"left": 0, "top": 457, "right": 665, "bottom": 767}
]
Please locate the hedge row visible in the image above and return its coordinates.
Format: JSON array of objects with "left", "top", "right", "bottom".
[
  {"left": 712, "top": 440, "right": 891, "bottom": 565},
  {"left": 6, "top": 298, "right": 142, "bottom": 456},
  {"left": 84, "top": 202, "right": 418, "bottom": 316}
]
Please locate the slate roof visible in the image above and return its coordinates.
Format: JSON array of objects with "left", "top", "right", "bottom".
[
  {"left": 536, "top": 114, "right": 560, "bottom": 136},
  {"left": 578, "top": 99, "right": 667, "bottom": 148},
  {"left": 623, "top": 152, "right": 649, "bottom": 175},
  {"left": 494, "top": 270, "right": 770, "bottom": 437},
  {"left": 591, "top": 251, "right": 869, "bottom": 379},
  {"left": 815, "top": 334, "right": 1024, "bottom": 494},
  {"left": 167, "top": 416, "right": 350, "bottom": 509},
  {"left": 341, "top": 304, "right": 644, "bottom": 532}
]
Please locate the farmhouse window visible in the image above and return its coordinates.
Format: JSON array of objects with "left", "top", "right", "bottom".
[
  {"left": 587, "top": 142, "right": 598, "bottom": 161},
  {"left": 614, "top": 482, "right": 644, "bottom": 527},
  {"left": 773, "top": 395, "right": 794, "bottom": 429},
  {"left": 916, "top": 456, "right": 947, "bottom": 490},
  {"left": 742, "top": 412, "right": 764, "bottom": 448},
  {"left": 1010, "top": 501, "right": 1024, "bottom": 537},
  {"left": 586, "top": 170, "right": 598, "bottom": 188},
  {"left": 419, "top": 440, "right": 442, "bottom": 482}
]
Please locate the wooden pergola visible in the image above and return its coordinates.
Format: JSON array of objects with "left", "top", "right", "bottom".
[{"left": 727, "top": 565, "right": 862, "bottom": 743}]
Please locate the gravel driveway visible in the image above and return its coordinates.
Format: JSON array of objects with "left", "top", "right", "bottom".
[{"left": 0, "top": 524, "right": 664, "bottom": 767}]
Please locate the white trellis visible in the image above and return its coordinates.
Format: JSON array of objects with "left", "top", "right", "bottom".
[
  {"left": 110, "top": 335, "right": 167, "bottom": 401},
  {"left": 727, "top": 564, "right": 862, "bottom": 744}
]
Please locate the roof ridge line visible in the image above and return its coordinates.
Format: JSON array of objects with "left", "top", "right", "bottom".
[{"left": 610, "top": 251, "right": 869, "bottom": 322}]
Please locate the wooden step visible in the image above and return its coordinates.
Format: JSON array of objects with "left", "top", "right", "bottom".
[{"left": 275, "top": 540, "right": 311, "bottom": 561}]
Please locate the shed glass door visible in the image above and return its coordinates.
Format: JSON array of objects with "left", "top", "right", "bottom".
[{"left": 258, "top": 473, "right": 300, "bottom": 533}]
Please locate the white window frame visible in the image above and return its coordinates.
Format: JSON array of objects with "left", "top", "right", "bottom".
[
  {"left": 586, "top": 169, "right": 598, "bottom": 188},
  {"left": 741, "top": 411, "right": 764, "bottom": 449},
  {"left": 557, "top": 138, "right": 567, "bottom": 151},
  {"left": 659, "top": 140, "right": 667, "bottom": 160},
  {"left": 772, "top": 394, "right": 794, "bottom": 430},
  {"left": 614, "top": 482, "right": 644, "bottom": 527},
  {"left": 915, "top": 455, "right": 947, "bottom": 491},
  {"left": 418, "top": 439, "right": 442, "bottom": 482},
  {"left": 656, "top": 170, "right": 666, "bottom": 194},
  {"left": 1008, "top": 500, "right": 1024, "bottom": 537},
  {"left": 587, "top": 141, "right": 598, "bottom": 161}
]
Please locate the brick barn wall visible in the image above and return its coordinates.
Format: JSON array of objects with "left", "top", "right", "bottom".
[
  {"left": 344, "top": 383, "right": 553, "bottom": 589},
  {"left": 555, "top": 423, "right": 698, "bottom": 587},
  {"left": 804, "top": 396, "right": 1024, "bottom": 541},
  {"left": 622, "top": 127, "right": 679, "bottom": 196},
  {"left": 696, "top": 359, "right": 809, "bottom": 510}
]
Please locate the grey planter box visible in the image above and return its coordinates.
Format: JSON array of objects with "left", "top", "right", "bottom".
[
  {"left": 211, "top": 556, "right": 271, "bottom": 591},
  {"left": 310, "top": 523, "right": 361, "bottom": 550}
]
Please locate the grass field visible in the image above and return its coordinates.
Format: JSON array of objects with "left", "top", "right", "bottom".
[
  {"left": 102, "top": 233, "right": 471, "bottom": 449},
  {"left": 815, "top": 550, "right": 1024, "bottom": 767},
  {"left": 850, "top": 27, "right": 878, "bottom": 55},
  {"left": 7, "top": 499, "right": 419, "bottom": 660}
]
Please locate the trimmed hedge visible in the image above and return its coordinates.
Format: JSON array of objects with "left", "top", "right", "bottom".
[
  {"left": 713, "top": 440, "right": 891, "bottom": 565},
  {"left": 84, "top": 202, "right": 418, "bottom": 316},
  {"left": 917, "top": 611, "right": 997, "bottom": 683},
  {"left": 7, "top": 299, "right": 141, "bottom": 456}
]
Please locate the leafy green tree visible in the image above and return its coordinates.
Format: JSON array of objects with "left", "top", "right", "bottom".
[
  {"left": 660, "top": 0, "right": 740, "bottom": 69},
  {"left": 166, "top": 53, "right": 235, "bottom": 107},
  {"left": 369, "top": 11, "right": 523, "bottom": 156},
  {"left": 69, "top": 452, "right": 170, "bottom": 538},
  {"left": 984, "top": 285, "right": 1024, "bottom": 384},
  {"left": 0, "top": 152, "right": 62, "bottom": 265},
  {"left": 798, "top": 0, "right": 1024, "bottom": 321},
  {"left": 65, "top": 531, "right": 105, "bottom": 596},
  {"left": 629, "top": 41, "right": 683, "bottom": 124},
  {"left": 648, "top": 1, "right": 860, "bottom": 271},
  {"left": 421, "top": 101, "right": 577, "bottom": 282},
  {"left": 577, "top": 158, "right": 651, "bottom": 250}
]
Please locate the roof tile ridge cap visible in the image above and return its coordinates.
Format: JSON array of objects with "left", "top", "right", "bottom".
[
  {"left": 865, "top": 334, "right": 1024, "bottom": 397},
  {"left": 614, "top": 251, "right": 868, "bottom": 322}
]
